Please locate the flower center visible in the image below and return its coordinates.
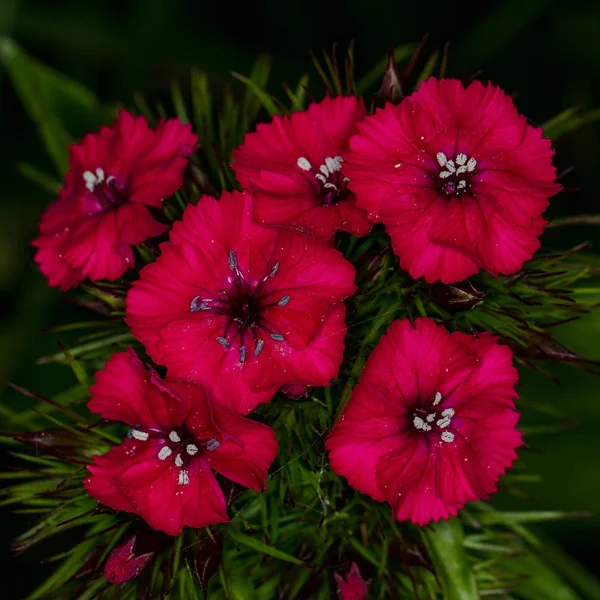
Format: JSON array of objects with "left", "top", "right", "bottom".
[
  {"left": 296, "top": 155, "right": 350, "bottom": 206},
  {"left": 82, "top": 167, "right": 128, "bottom": 211},
  {"left": 436, "top": 152, "right": 477, "bottom": 196},
  {"left": 128, "top": 426, "right": 220, "bottom": 486},
  {"left": 189, "top": 250, "right": 289, "bottom": 364},
  {"left": 411, "top": 392, "right": 456, "bottom": 443}
]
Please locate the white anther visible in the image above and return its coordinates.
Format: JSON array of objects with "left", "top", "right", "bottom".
[
  {"left": 439, "top": 170, "right": 452, "bottom": 179},
  {"left": 433, "top": 392, "right": 442, "bottom": 406},
  {"left": 130, "top": 429, "right": 149, "bottom": 441},
  {"left": 169, "top": 430, "right": 181, "bottom": 443},
  {"left": 175, "top": 454, "right": 184, "bottom": 467},
  {"left": 456, "top": 165, "right": 467, "bottom": 175},
  {"left": 426, "top": 413, "right": 436, "bottom": 423},
  {"left": 319, "top": 164, "right": 329, "bottom": 177},
  {"left": 457, "top": 180, "right": 467, "bottom": 190},
  {"left": 436, "top": 417, "right": 452, "bottom": 429},
  {"left": 324, "top": 183, "right": 338, "bottom": 190},
  {"left": 297, "top": 157, "right": 312, "bottom": 171},
  {"left": 325, "top": 157, "right": 338, "bottom": 173},
  {"left": 445, "top": 160, "right": 456, "bottom": 173},
  {"left": 95, "top": 167, "right": 105, "bottom": 182},
  {"left": 441, "top": 431, "right": 455, "bottom": 443},
  {"left": 467, "top": 157, "right": 477, "bottom": 172},
  {"left": 455, "top": 153, "right": 467, "bottom": 166},
  {"left": 158, "top": 446, "right": 172, "bottom": 461},
  {"left": 178, "top": 470, "right": 190, "bottom": 486},
  {"left": 186, "top": 444, "right": 199, "bottom": 456},
  {"left": 436, "top": 152, "right": 447, "bottom": 167},
  {"left": 315, "top": 173, "right": 327, "bottom": 183},
  {"left": 413, "top": 416, "right": 432, "bottom": 432},
  {"left": 442, "top": 408, "right": 455, "bottom": 418}
]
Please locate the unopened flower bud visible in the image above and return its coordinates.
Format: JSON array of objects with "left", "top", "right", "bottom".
[
  {"left": 375, "top": 50, "right": 403, "bottom": 108},
  {"left": 104, "top": 536, "right": 153, "bottom": 585}
]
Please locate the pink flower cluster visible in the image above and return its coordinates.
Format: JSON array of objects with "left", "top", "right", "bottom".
[{"left": 32, "top": 78, "right": 559, "bottom": 542}]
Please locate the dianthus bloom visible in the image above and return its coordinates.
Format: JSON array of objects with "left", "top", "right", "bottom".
[
  {"left": 126, "top": 191, "right": 356, "bottom": 414},
  {"left": 326, "top": 318, "right": 522, "bottom": 525},
  {"left": 335, "top": 563, "right": 367, "bottom": 600},
  {"left": 84, "top": 349, "right": 278, "bottom": 536},
  {"left": 33, "top": 110, "right": 197, "bottom": 290},
  {"left": 232, "top": 96, "right": 371, "bottom": 241},
  {"left": 344, "top": 78, "right": 562, "bottom": 283}
]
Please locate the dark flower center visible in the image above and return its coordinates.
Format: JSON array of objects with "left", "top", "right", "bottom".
[
  {"left": 128, "top": 425, "right": 220, "bottom": 486},
  {"left": 411, "top": 391, "right": 456, "bottom": 443},
  {"left": 435, "top": 151, "right": 478, "bottom": 197},
  {"left": 83, "top": 167, "right": 128, "bottom": 212},
  {"left": 189, "top": 251, "right": 289, "bottom": 363},
  {"left": 296, "top": 155, "right": 351, "bottom": 206}
]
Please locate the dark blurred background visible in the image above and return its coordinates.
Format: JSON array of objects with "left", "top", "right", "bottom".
[{"left": 1, "top": 0, "right": 600, "bottom": 597}]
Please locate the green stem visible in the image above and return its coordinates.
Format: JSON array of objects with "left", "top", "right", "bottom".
[
  {"left": 422, "top": 519, "right": 478, "bottom": 600},
  {"left": 546, "top": 215, "right": 600, "bottom": 229}
]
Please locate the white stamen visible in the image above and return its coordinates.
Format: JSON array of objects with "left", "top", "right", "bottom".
[
  {"left": 324, "top": 183, "right": 338, "bottom": 190},
  {"left": 297, "top": 157, "right": 312, "bottom": 171},
  {"left": 343, "top": 177, "right": 350, "bottom": 183},
  {"left": 457, "top": 180, "right": 467, "bottom": 190},
  {"left": 441, "top": 431, "right": 455, "bottom": 443},
  {"left": 254, "top": 339, "right": 265, "bottom": 356},
  {"left": 277, "top": 295, "right": 291, "bottom": 307},
  {"left": 158, "top": 446, "right": 172, "bottom": 460},
  {"left": 130, "top": 429, "right": 149, "bottom": 441},
  {"left": 442, "top": 408, "right": 455, "bottom": 418},
  {"left": 325, "top": 157, "right": 337, "bottom": 173},
  {"left": 467, "top": 157, "right": 477, "bottom": 172},
  {"left": 186, "top": 444, "right": 199, "bottom": 456},
  {"left": 433, "top": 392, "right": 442, "bottom": 406},
  {"left": 439, "top": 170, "right": 452, "bottom": 179},
  {"left": 95, "top": 167, "right": 105, "bottom": 182},
  {"left": 426, "top": 413, "right": 436, "bottom": 423},
  {"left": 319, "top": 165, "right": 329, "bottom": 177},
  {"left": 455, "top": 153, "right": 467, "bottom": 166},
  {"left": 315, "top": 173, "right": 327, "bottom": 183},
  {"left": 83, "top": 171, "right": 96, "bottom": 183},
  {"left": 178, "top": 470, "right": 190, "bottom": 486},
  {"left": 436, "top": 152, "right": 447, "bottom": 167},
  {"left": 455, "top": 165, "right": 467, "bottom": 175},
  {"left": 436, "top": 417, "right": 452, "bottom": 429},
  {"left": 169, "top": 430, "right": 181, "bottom": 443},
  {"left": 175, "top": 454, "right": 184, "bottom": 467},
  {"left": 413, "top": 416, "right": 432, "bottom": 432},
  {"left": 445, "top": 160, "right": 456, "bottom": 173}
]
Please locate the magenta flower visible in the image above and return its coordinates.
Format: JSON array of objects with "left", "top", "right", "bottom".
[
  {"left": 232, "top": 96, "right": 371, "bottom": 241},
  {"left": 326, "top": 318, "right": 522, "bottom": 525},
  {"left": 335, "top": 563, "right": 368, "bottom": 599},
  {"left": 125, "top": 190, "right": 357, "bottom": 414},
  {"left": 103, "top": 536, "right": 153, "bottom": 585},
  {"left": 84, "top": 349, "right": 278, "bottom": 536},
  {"left": 33, "top": 110, "right": 197, "bottom": 289},
  {"left": 344, "top": 78, "right": 562, "bottom": 283}
]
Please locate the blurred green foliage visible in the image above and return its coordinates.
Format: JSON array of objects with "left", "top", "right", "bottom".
[{"left": 1, "top": 0, "right": 600, "bottom": 597}]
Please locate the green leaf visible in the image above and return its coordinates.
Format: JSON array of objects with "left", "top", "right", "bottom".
[
  {"left": 422, "top": 518, "right": 478, "bottom": 600},
  {"left": 231, "top": 71, "right": 280, "bottom": 117},
  {"left": 228, "top": 530, "right": 307, "bottom": 567},
  {"left": 0, "top": 37, "right": 107, "bottom": 174},
  {"left": 542, "top": 106, "right": 600, "bottom": 141}
]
